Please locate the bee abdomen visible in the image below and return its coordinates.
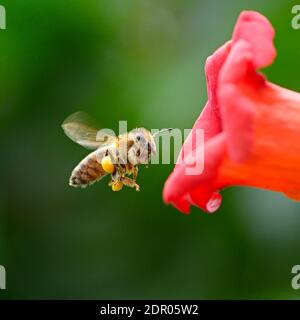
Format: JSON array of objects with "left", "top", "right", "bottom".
[{"left": 69, "top": 152, "right": 107, "bottom": 188}]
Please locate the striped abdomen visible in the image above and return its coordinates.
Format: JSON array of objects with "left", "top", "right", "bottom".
[{"left": 69, "top": 149, "right": 108, "bottom": 188}]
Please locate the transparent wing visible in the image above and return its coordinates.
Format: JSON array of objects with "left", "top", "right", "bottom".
[{"left": 62, "top": 111, "right": 116, "bottom": 149}]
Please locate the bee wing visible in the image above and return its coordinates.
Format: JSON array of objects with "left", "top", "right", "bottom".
[{"left": 62, "top": 111, "right": 116, "bottom": 150}]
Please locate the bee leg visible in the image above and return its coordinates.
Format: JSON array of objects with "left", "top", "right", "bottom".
[
  {"left": 132, "top": 166, "right": 138, "bottom": 182},
  {"left": 108, "top": 165, "right": 123, "bottom": 186},
  {"left": 108, "top": 168, "right": 125, "bottom": 191},
  {"left": 121, "top": 177, "right": 140, "bottom": 192},
  {"left": 117, "top": 164, "right": 127, "bottom": 178}
]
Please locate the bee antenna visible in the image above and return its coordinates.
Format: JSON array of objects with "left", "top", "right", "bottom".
[{"left": 153, "top": 128, "right": 173, "bottom": 137}]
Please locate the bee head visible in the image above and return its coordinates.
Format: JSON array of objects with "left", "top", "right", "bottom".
[{"left": 127, "top": 128, "right": 156, "bottom": 165}]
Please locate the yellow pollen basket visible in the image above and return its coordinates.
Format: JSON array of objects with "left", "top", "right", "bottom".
[
  {"left": 112, "top": 181, "right": 123, "bottom": 192},
  {"left": 101, "top": 155, "right": 115, "bottom": 174}
]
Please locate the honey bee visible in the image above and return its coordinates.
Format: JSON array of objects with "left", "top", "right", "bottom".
[{"left": 62, "top": 112, "right": 170, "bottom": 192}]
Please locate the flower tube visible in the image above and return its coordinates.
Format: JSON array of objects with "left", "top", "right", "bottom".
[{"left": 163, "top": 11, "right": 300, "bottom": 214}]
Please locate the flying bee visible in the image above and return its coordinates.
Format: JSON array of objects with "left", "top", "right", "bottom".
[{"left": 62, "top": 112, "right": 171, "bottom": 192}]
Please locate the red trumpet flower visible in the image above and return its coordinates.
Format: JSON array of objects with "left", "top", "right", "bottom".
[{"left": 163, "top": 11, "right": 300, "bottom": 214}]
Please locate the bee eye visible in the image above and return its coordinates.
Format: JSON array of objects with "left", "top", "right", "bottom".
[{"left": 136, "top": 149, "right": 141, "bottom": 157}]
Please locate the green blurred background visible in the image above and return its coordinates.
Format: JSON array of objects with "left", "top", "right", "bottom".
[{"left": 1, "top": 0, "right": 300, "bottom": 299}]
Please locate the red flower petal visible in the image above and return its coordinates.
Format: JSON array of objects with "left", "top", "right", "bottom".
[
  {"left": 232, "top": 11, "right": 276, "bottom": 68},
  {"left": 163, "top": 134, "right": 226, "bottom": 213}
]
